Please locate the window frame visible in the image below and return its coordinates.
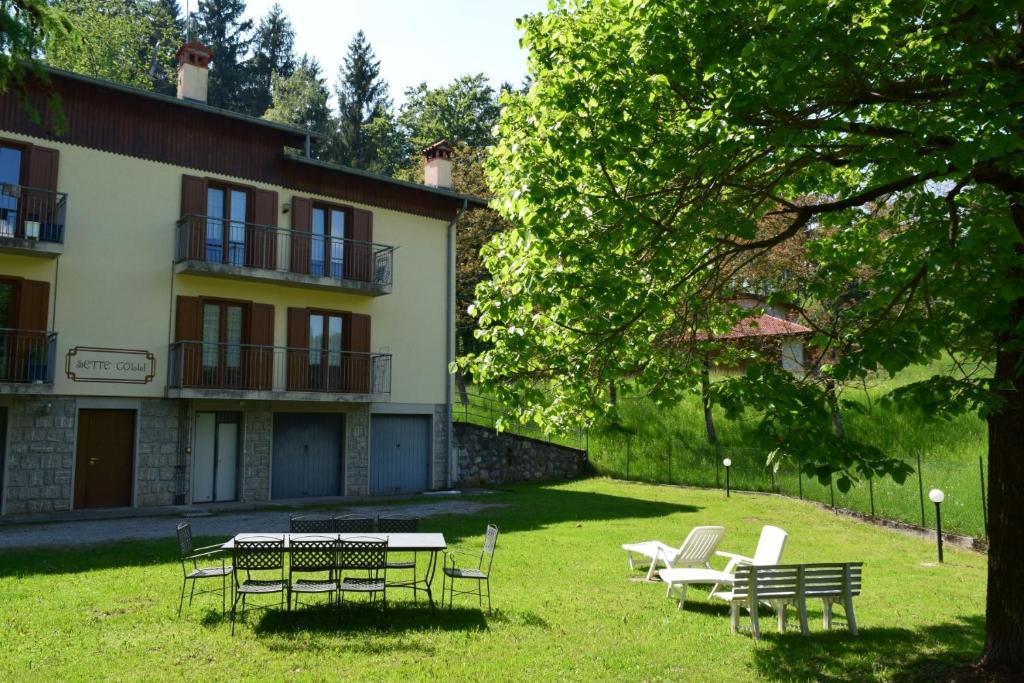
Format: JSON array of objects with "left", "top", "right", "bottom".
[{"left": 205, "top": 182, "right": 252, "bottom": 266}]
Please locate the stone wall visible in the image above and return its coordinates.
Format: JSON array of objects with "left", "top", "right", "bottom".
[
  {"left": 241, "top": 407, "right": 272, "bottom": 502},
  {"left": 345, "top": 405, "right": 370, "bottom": 496},
  {"left": 2, "top": 396, "right": 76, "bottom": 514},
  {"left": 431, "top": 404, "right": 448, "bottom": 489},
  {"left": 135, "top": 399, "right": 183, "bottom": 507},
  {"left": 452, "top": 422, "right": 586, "bottom": 486}
]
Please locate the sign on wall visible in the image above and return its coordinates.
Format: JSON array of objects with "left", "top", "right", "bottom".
[{"left": 65, "top": 347, "right": 156, "bottom": 384}]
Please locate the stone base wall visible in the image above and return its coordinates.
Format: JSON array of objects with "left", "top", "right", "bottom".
[
  {"left": 345, "top": 405, "right": 370, "bottom": 496},
  {"left": 136, "top": 399, "right": 182, "bottom": 507},
  {"left": 431, "top": 404, "right": 449, "bottom": 489},
  {"left": 3, "top": 397, "right": 76, "bottom": 515},
  {"left": 241, "top": 407, "right": 272, "bottom": 502},
  {"left": 452, "top": 422, "right": 586, "bottom": 486}
]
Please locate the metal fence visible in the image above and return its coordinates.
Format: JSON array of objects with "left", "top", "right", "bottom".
[
  {"left": 452, "top": 389, "right": 587, "bottom": 451},
  {"left": 588, "top": 433, "right": 989, "bottom": 539},
  {"left": 0, "top": 184, "right": 68, "bottom": 243},
  {"left": 0, "top": 328, "right": 58, "bottom": 384}
]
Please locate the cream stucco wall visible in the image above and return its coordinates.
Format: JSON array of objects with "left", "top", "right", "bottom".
[{"left": 0, "top": 130, "right": 452, "bottom": 405}]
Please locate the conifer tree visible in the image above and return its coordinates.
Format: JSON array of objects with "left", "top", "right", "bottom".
[
  {"left": 333, "top": 30, "right": 391, "bottom": 169},
  {"left": 189, "top": 0, "right": 252, "bottom": 111}
]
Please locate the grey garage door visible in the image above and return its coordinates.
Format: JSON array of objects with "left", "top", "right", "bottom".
[
  {"left": 272, "top": 413, "right": 344, "bottom": 499},
  {"left": 370, "top": 414, "right": 431, "bottom": 495}
]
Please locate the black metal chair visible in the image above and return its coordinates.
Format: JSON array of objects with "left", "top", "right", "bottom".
[
  {"left": 442, "top": 524, "right": 499, "bottom": 613},
  {"left": 336, "top": 537, "right": 389, "bottom": 607},
  {"left": 230, "top": 536, "right": 286, "bottom": 633},
  {"left": 290, "top": 514, "right": 335, "bottom": 534},
  {"left": 377, "top": 516, "right": 421, "bottom": 599},
  {"left": 333, "top": 514, "right": 376, "bottom": 533},
  {"left": 175, "top": 521, "right": 232, "bottom": 617},
  {"left": 288, "top": 535, "right": 338, "bottom": 610}
]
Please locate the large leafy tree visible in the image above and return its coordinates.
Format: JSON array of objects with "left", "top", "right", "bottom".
[
  {"left": 0, "top": 0, "right": 71, "bottom": 125},
  {"left": 246, "top": 2, "right": 294, "bottom": 116},
  {"left": 46, "top": 0, "right": 178, "bottom": 90},
  {"left": 190, "top": 0, "right": 251, "bottom": 111},
  {"left": 399, "top": 74, "right": 500, "bottom": 152},
  {"left": 262, "top": 54, "right": 331, "bottom": 155},
  {"left": 333, "top": 30, "right": 391, "bottom": 169},
  {"left": 467, "top": 0, "right": 1024, "bottom": 670}
]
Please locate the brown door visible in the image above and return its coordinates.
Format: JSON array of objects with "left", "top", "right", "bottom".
[{"left": 75, "top": 410, "right": 135, "bottom": 508}]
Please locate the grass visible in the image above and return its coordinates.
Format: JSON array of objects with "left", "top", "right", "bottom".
[
  {"left": 586, "top": 360, "right": 990, "bottom": 537},
  {"left": 0, "top": 479, "right": 987, "bottom": 681}
]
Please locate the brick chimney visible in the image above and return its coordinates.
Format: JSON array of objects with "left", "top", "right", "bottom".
[
  {"left": 423, "top": 140, "right": 454, "bottom": 189},
  {"left": 176, "top": 42, "right": 214, "bottom": 104}
]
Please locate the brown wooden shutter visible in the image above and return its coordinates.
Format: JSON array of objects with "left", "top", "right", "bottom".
[
  {"left": 286, "top": 307, "right": 309, "bottom": 390},
  {"left": 290, "top": 197, "right": 312, "bottom": 275},
  {"left": 248, "top": 302, "right": 274, "bottom": 390},
  {"left": 345, "top": 313, "right": 371, "bottom": 393},
  {"left": 24, "top": 146, "right": 59, "bottom": 239},
  {"left": 16, "top": 279, "right": 49, "bottom": 331},
  {"left": 180, "top": 175, "right": 208, "bottom": 261},
  {"left": 345, "top": 209, "right": 373, "bottom": 282},
  {"left": 174, "top": 295, "right": 202, "bottom": 388},
  {"left": 249, "top": 189, "right": 278, "bottom": 270}
]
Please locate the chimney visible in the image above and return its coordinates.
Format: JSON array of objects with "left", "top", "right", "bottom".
[
  {"left": 176, "top": 42, "right": 214, "bottom": 104},
  {"left": 423, "top": 140, "right": 454, "bottom": 189}
]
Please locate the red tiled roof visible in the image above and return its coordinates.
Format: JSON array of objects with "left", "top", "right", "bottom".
[{"left": 713, "top": 313, "right": 812, "bottom": 340}]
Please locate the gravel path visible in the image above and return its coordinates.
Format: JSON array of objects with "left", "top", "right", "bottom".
[{"left": 0, "top": 500, "right": 507, "bottom": 550}]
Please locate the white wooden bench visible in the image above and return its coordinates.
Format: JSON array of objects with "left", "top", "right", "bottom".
[{"left": 722, "top": 562, "right": 862, "bottom": 640}]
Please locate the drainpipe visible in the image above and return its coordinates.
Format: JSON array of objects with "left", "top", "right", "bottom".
[
  {"left": 445, "top": 199, "right": 467, "bottom": 488},
  {"left": 304, "top": 134, "right": 311, "bottom": 158}
]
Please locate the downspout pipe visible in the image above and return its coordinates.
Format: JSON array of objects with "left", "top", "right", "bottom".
[{"left": 445, "top": 199, "right": 468, "bottom": 488}]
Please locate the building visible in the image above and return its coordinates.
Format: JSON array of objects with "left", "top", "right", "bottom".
[{"left": 0, "top": 44, "right": 483, "bottom": 516}]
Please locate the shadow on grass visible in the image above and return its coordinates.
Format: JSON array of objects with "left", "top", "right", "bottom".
[
  {"left": 752, "top": 614, "right": 985, "bottom": 682},
  {"left": 0, "top": 484, "right": 700, "bottom": 577}
]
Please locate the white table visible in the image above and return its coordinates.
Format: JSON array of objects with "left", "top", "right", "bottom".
[{"left": 222, "top": 532, "right": 448, "bottom": 608}]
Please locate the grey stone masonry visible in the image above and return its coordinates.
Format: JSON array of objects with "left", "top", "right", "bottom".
[
  {"left": 453, "top": 422, "right": 587, "bottom": 486},
  {"left": 432, "top": 403, "right": 448, "bottom": 489},
  {"left": 345, "top": 405, "right": 370, "bottom": 496},
  {"left": 135, "top": 399, "right": 184, "bottom": 507},
  {"left": 242, "top": 407, "right": 272, "bottom": 502},
  {"left": 3, "top": 397, "right": 77, "bottom": 515}
]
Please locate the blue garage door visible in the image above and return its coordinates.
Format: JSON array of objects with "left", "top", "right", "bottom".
[
  {"left": 272, "top": 413, "right": 344, "bottom": 499},
  {"left": 370, "top": 414, "right": 431, "bottom": 495}
]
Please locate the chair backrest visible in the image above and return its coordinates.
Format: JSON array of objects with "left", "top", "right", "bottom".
[
  {"left": 290, "top": 514, "right": 335, "bottom": 534},
  {"left": 675, "top": 525, "right": 725, "bottom": 564},
  {"left": 233, "top": 537, "right": 285, "bottom": 572},
  {"left": 732, "top": 562, "right": 863, "bottom": 602},
  {"left": 337, "top": 537, "right": 388, "bottom": 572},
  {"left": 289, "top": 536, "right": 338, "bottom": 573},
  {"left": 751, "top": 525, "right": 788, "bottom": 565},
  {"left": 176, "top": 522, "right": 193, "bottom": 560},
  {"left": 334, "top": 514, "right": 376, "bottom": 533},
  {"left": 481, "top": 524, "right": 499, "bottom": 572},
  {"left": 377, "top": 515, "right": 419, "bottom": 533}
]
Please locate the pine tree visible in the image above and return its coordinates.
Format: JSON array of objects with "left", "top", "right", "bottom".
[
  {"left": 190, "top": 0, "right": 252, "bottom": 111},
  {"left": 246, "top": 3, "right": 295, "bottom": 116},
  {"left": 262, "top": 54, "right": 331, "bottom": 156},
  {"left": 151, "top": 0, "right": 185, "bottom": 95},
  {"left": 333, "top": 30, "right": 391, "bottom": 169}
]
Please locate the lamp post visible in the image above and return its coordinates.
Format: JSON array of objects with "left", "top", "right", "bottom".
[
  {"left": 723, "top": 458, "right": 732, "bottom": 497},
  {"left": 929, "top": 488, "right": 945, "bottom": 563}
]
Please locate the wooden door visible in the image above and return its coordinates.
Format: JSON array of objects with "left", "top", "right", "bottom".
[{"left": 74, "top": 410, "right": 134, "bottom": 508}]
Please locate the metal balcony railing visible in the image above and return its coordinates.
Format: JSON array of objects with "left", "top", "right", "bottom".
[
  {"left": 0, "top": 184, "right": 68, "bottom": 243},
  {"left": 0, "top": 328, "right": 58, "bottom": 384},
  {"left": 174, "top": 215, "right": 394, "bottom": 287},
  {"left": 167, "top": 341, "right": 392, "bottom": 395}
]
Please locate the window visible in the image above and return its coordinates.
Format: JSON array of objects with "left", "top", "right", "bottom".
[
  {"left": 307, "top": 312, "right": 343, "bottom": 390},
  {"left": 0, "top": 145, "right": 22, "bottom": 238},
  {"left": 200, "top": 301, "right": 246, "bottom": 387},
  {"left": 206, "top": 186, "right": 248, "bottom": 266},
  {"left": 310, "top": 205, "right": 346, "bottom": 278}
]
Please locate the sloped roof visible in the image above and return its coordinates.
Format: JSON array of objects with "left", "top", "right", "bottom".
[{"left": 714, "top": 313, "right": 812, "bottom": 340}]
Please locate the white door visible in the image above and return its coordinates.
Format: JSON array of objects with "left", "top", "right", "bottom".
[
  {"left": 215, "top": 422, "right": 238, "bottom": 502},
  {"left": 192, "top": 413, "right": 216, "bottom": 503}
]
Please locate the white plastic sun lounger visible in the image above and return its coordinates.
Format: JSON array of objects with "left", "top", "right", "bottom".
[{"left": 622, "top": 525, "right": 726, "bottom": 581}]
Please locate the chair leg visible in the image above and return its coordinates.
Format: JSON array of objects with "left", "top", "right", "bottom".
[
  {"left": 823, "top": 597, "right": 833, "bottom": 630},
  {"left": 730, "top": 602, "right": 740, "bottom": 634},
  {"left": 188, "top": 577, "right": 197, "bottom": 607},
  {"left": 776, "top": 601, "right": 786, "bottom": 633},
  {"left": 750, "top": 600, "right": 761, "bottom": 641},
  {"left": 486, "top": 577, "right": 492, "bottom": 614},
  {"left": 178, "top": 577, "right": 187, "bottom": 617},
  {"left": 221, "top": 574, "right": 227, "bottom": 614},
  {"left": 230, "top": 591, "right": 241, "bottom": 636},
  {"left": 844, "top": 597, "right": 858, "bottom": 636},
  {"left": 676, "top": 584, "right": 689, "bottom": 611},
  {"left": 797, "top": 595, "right": 810, "bottom": 636}
]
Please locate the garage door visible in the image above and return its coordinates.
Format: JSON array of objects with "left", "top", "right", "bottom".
[
  {"left": 370, "top": 414, "right": 431, "bottom": 495},
  {"left": 272, "top": 413, "right": 344, "bottom": 499}
]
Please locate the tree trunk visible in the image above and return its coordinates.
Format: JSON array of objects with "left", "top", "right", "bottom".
[
  {"left": 454, "top": 370, "right": 470, "bottom": 406},
  {"left": 982, "top": 308, "right": 1024, "bottom": 670},
  {"left": 608, "top": 381, "right": 617, "bottom": 406},
  {"left": 701, "top": 354, "right": 717, "bottom": 445},
  {"left": 825, "top": 378, "right": 845, "bottom": 438}
]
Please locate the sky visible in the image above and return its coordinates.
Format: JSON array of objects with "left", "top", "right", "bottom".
[{"left": 235, "top": 0, "right": 548, "bottom": 106}]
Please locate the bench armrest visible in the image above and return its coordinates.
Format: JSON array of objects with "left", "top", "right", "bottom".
[{"left": 715, "top": 551, "right": 754, "bottom": 562}]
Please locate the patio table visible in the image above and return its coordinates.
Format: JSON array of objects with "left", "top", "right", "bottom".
[{"left": 222, "top": 532, "right": 447, "bottom": 609}]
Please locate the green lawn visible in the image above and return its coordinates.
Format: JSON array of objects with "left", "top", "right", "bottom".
[{"left": 0, "top": 479, "right": 986, "bottom": 681}]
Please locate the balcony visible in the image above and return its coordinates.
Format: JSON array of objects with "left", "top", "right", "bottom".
[
  {"left": 0, "top": 185, "right": 68, "bottom": 258},
  {"left": 174, "top": 215, "right": 394, "bottom": 295},
  {"left": 0, "top": 328, "right": 58, "bottom": 392},
  {"left": 166, "top": 341, "right": 392, "bottom": 401}
]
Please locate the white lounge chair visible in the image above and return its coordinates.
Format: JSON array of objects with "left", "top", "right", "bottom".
[
  {"left": 658, "top": 524, "right": 788, "bottom": 609},
  {"left": 622, "top": 525, "right": 726, "bottom": 581}
]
